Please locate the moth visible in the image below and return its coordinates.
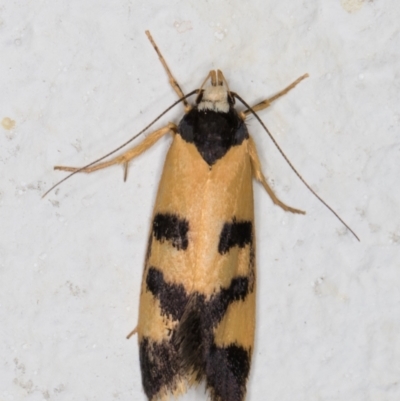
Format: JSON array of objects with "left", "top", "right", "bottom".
[{"left": 44, "top": 31, "right": 358, "bottom": 401}]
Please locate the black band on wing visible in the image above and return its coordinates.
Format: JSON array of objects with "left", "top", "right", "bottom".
[{"left": 146, "top": 267, "right": 188, "bottom": 321}]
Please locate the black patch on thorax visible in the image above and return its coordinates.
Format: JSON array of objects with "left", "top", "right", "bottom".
[{"left": 178, "top": 107, "right": 249, "bottom": 165}]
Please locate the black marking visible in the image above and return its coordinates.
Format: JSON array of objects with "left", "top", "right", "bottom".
[
  {"left": 144, "top": 267, "right": 253, "bottom": 400},
  {"left": 210, "top": 277, "right": 249, "bottom": 322},
  {"left": 178, "top": 107, "right": 249, "bottom": 165},
  {"left": 139, "top": 336, "right": 180, "bottom": 400},
  {"left": 206, "top": 344, "right": 251, "bottom": 401},
  {"left": 175, "top": 296, "right": 205, "bottom": 382},
  {"left": 153, "top": 213, "right": 189, "bottom": 250},
  {"left": 140, "top": 335, "right": 250, "bottom": 401},
  {"left": 218, "top": 219, "right": 253, "bottom": 254},
  {"left": 145, "top": 233, "right": 153, "bottom": 264},
  {"left": 148, "top": 267, "right": 250, "bottom": 332},
  {"left": 248, "top": 245, "right": 256, "bottom": 293},
  {"left": 176, "top": 277, "right": 250, "bottom": 390},
  {"left": 146, "top": 267, "right": 188, "bottom": 321}
]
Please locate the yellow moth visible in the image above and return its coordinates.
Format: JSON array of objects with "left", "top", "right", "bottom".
[{"left": 44, "top": 31, "right": 358, "bottom": 401}]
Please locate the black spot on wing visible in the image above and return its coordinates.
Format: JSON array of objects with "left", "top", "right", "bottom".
[
  {"left": 153, "top": 213, "right": 189, "bottom": 250},
  {"left": 139, "top": 336, "right": 181, "bottom": 400},
  {"left": 178, "top": 107, "right": 249, "bottom": 166},
  {"left": 206, "top": 344, "right": 251, "bottom": 401},
  {"left": 146, "top": 267, "right": 188, "bottom": 321},
  {"left": 218, "top": 219, "right": 253, "bottom": 254}
]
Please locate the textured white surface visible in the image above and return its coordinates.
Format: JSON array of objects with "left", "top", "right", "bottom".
[{"left": 1, "top": 1, "right": 400, "bottom": 400}]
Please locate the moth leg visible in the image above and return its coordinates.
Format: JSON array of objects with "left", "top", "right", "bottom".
[
  {"left": 145, "top": 30, "right": 191, "bottom": 112},
  {"left": 248, "top": 137, "right": 305, "bottom": 215},
  {"left": 54, "top": 124, "right": 176, "bottom": 178},
  {"left": 242, "top": 74, "right": 308, "bottom": 118},
  {"left": 126, "top": 326, "right": 138, "bottom": 339}
]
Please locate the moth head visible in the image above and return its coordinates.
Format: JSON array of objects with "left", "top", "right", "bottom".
[{"left": 196, "top": 70, "right": 235, "bottom": 113}]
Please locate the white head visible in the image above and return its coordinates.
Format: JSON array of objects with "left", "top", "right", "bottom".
[{"left": 197, "top": 70, "right": 233, "bottom": 113}]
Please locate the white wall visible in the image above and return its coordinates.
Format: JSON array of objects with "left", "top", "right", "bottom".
[{"left": 1, "top": 1, "right": 399, "bottom": 400}]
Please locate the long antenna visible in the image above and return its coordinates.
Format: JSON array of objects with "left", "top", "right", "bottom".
[
  {"left": 42, "top": 90, "right": 197, "bottom": 198},
  {"left": 233, "top": 92, "right": 359, "bottom": 242},
  {"left": 145, "top": 30, "right": 190, "bottom": 111}
]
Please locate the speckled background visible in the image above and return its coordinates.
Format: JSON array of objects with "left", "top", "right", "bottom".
[{"left": 1, "top": 1, "right": 399, "bottom": 400}]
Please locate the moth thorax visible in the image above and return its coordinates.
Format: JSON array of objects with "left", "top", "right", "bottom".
[{"left": 198, "top": 85, "right": 230, "bottom": 113}]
